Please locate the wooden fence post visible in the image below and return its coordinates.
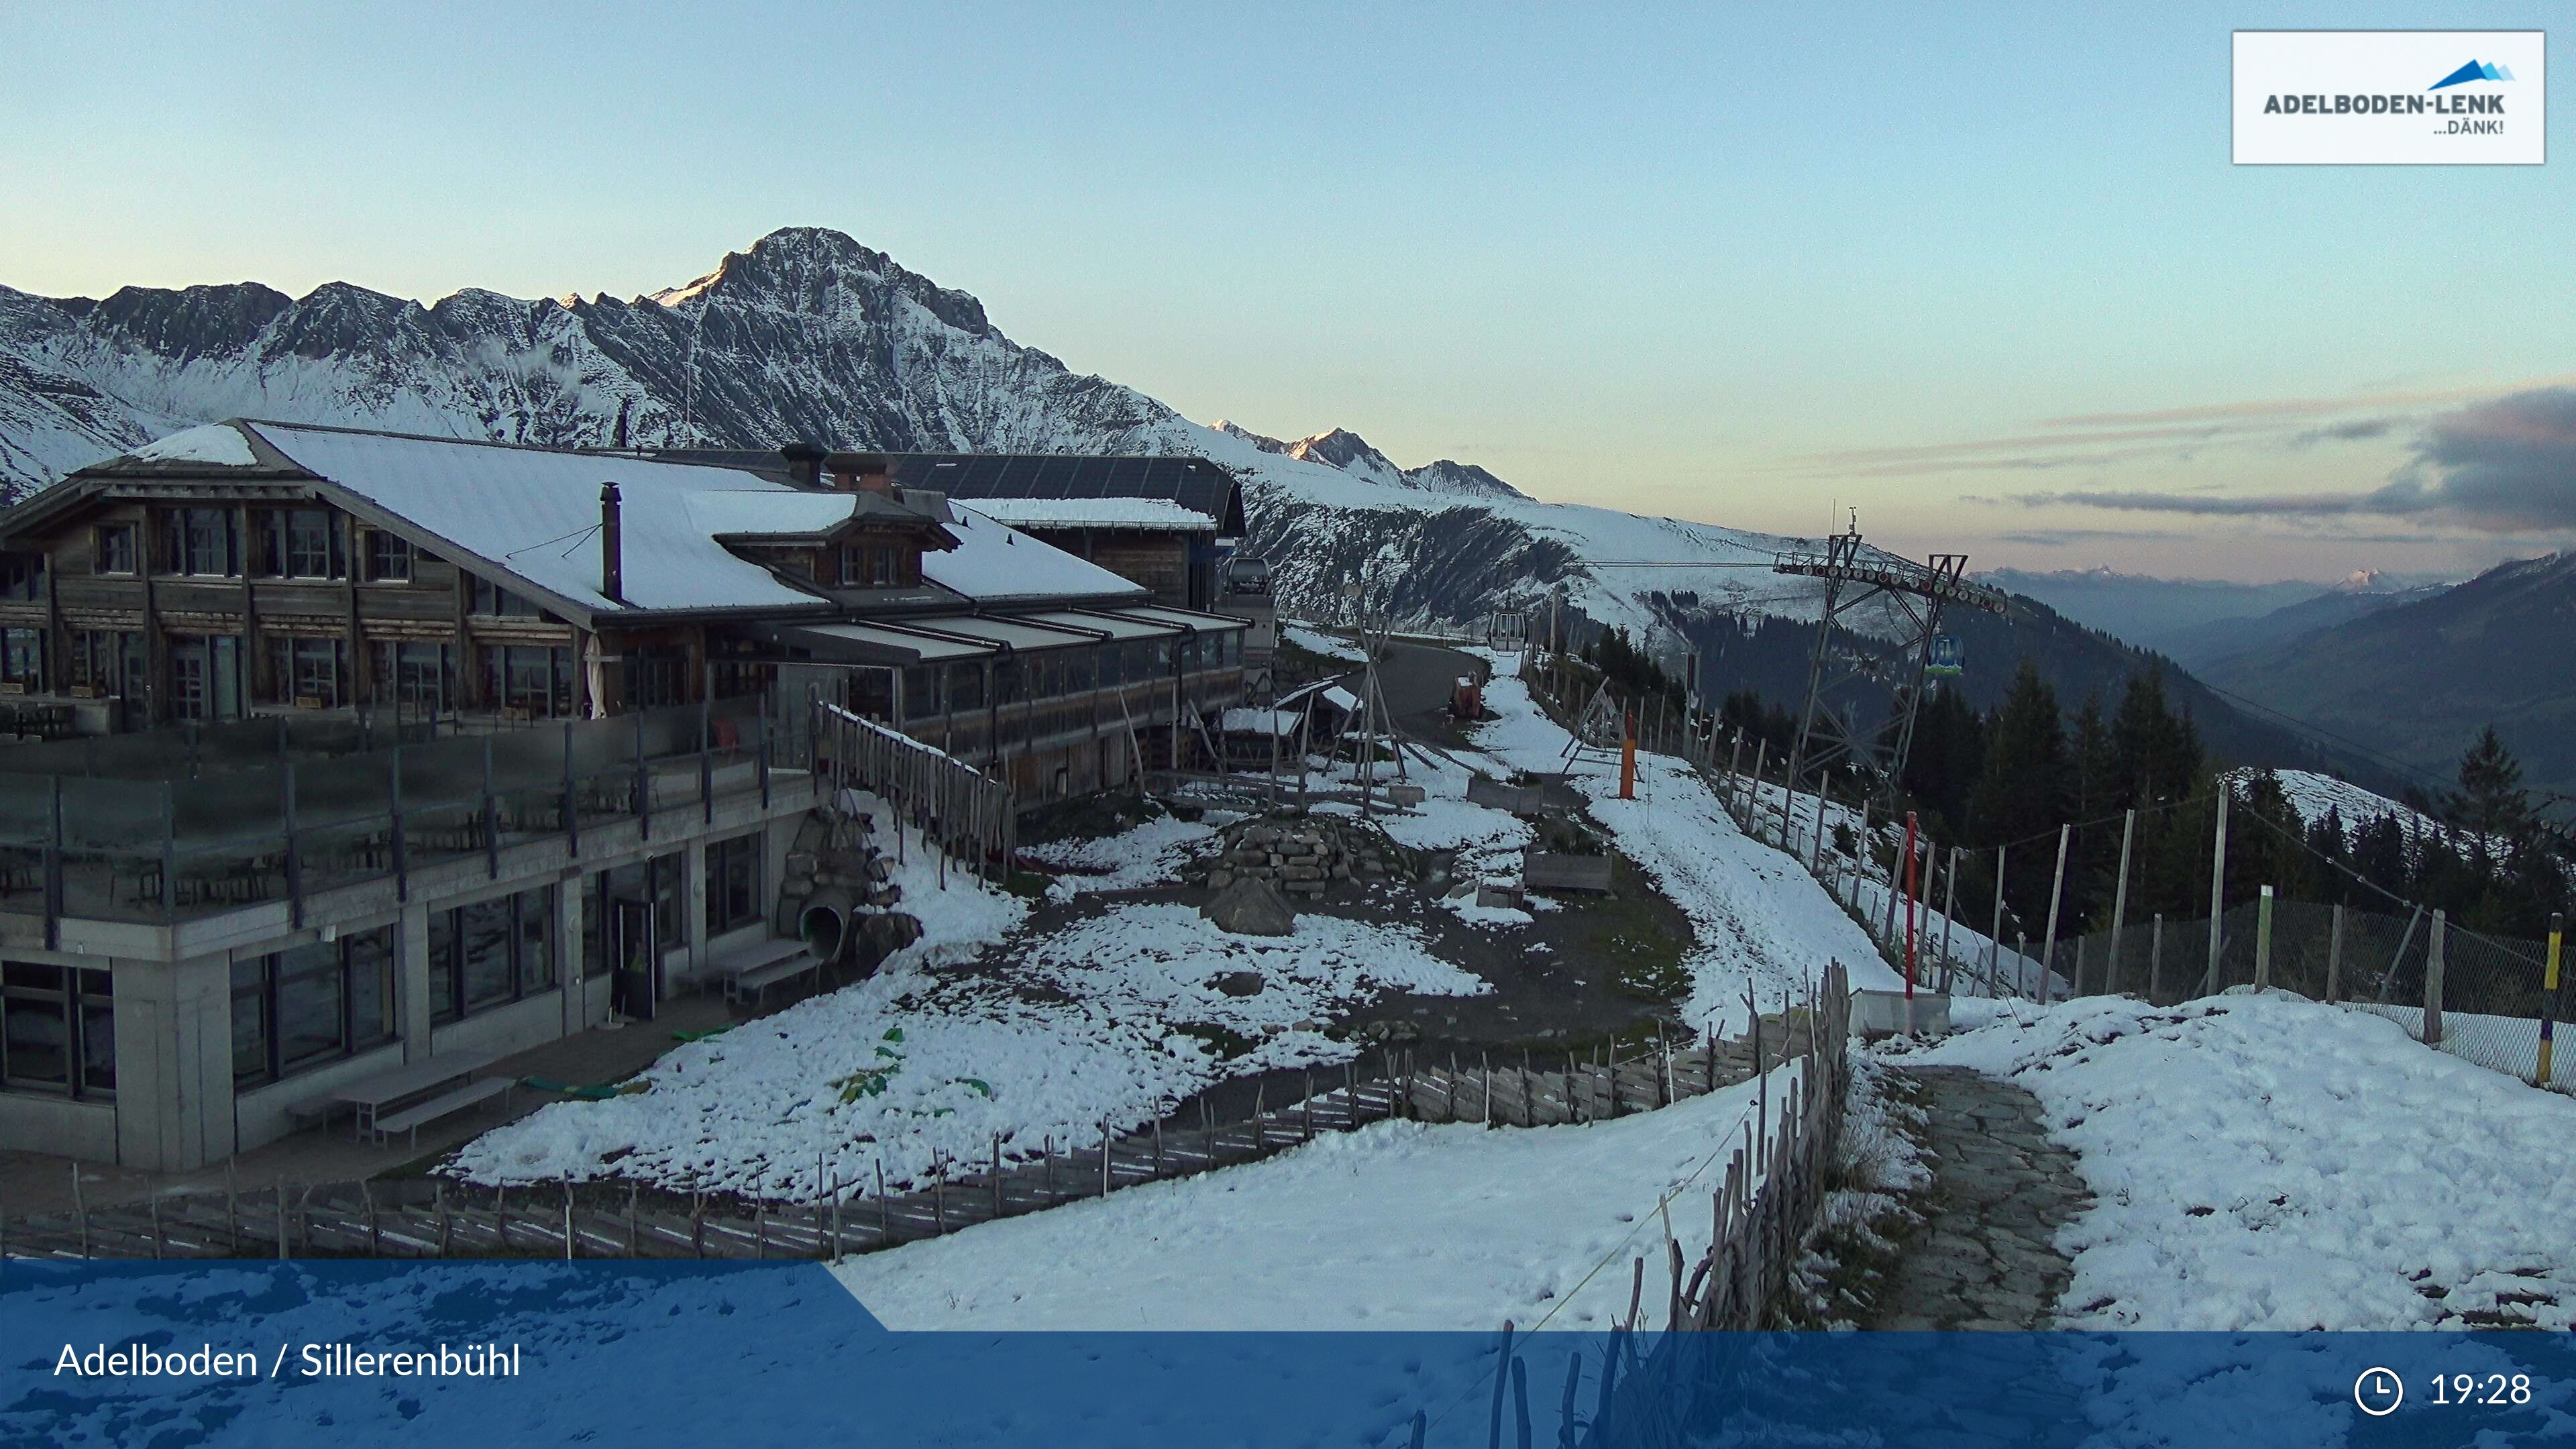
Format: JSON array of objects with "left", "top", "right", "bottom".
[
  {"left": 2538, "top": 912, "right": 2562, "bottom": 1087},
  {"left": 2424, "top": 909, "right": 2447, "bottom": 1046},
  {"left": 2254, "top": 885, "right": 2275, "bottom": 989},
  {"left": 2150, "top": 913, "right": 2164, "bottom": 1004},
  {"left": 2204, "top": 790, "right": 2230, "bottom": 997},
  {"left": 2326, "top": 903, "right": 2346, "bottom": 1005},
  {"left": 2108, "top": 808, "right": 2135, "bottom": 996}
]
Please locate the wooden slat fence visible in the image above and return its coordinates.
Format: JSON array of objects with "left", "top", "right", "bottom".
[
  {"left": 812, "top": 700, "right": 1014, "bottom": 881},
  {"left": 1428, "top": 963, "right": 1854, "bottom": 1449}
]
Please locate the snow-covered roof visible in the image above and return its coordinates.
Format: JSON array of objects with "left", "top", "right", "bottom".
[
  {"left": 782, "top": 620, "right": 997, "bottom": 662},
  {"left": 1093, "top": 603, "right": 1250, "bottom": 633},
  {"left": 246, "top": 422, "right": 836, "bottom": 616},
  {"left": 131, "top": 423, "right": 258, "bottom": 468},
  {"left": 935, "top": 506, "right": 1148, "bottom": 606},
  {"left": 904, "top": 614, "right": 1113, "bottom": 651},
  {"left": 683, "top": 490, "right": 859, "bottom": 539},
  {"left": 952, "top": 496, "right": 1214, "bottom": 532},
  {"left": 1017, "top": 609, "right": 1175, "bottom": 641}
]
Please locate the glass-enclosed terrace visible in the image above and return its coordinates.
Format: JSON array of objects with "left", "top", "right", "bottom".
[{"left": 0, "top": 698, "right": 810, "bottom": 930}]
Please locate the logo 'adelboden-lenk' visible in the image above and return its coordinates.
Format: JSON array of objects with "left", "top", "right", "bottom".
[
  {"left": 2261, "top": 58, "right": 2513, "bottom": 129},
  {"left": 2234, "top": 32, "right": 2542, "bottom": 165}
]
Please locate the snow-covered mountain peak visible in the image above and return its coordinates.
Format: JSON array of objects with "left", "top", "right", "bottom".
[
  {"left": 1287, "top": 427, "right": 1405, "bottom": 487},
  {"left": 1212, "top": 419, "right": 1290, "bottom": 453}
]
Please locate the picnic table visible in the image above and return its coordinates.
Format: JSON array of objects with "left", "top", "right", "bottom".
[{"left": 326, "top": 1049, "right": 502, "bottom": 1142}]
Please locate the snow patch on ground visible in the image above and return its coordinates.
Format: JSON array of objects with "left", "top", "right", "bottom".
[
  {"left": 835, "top": 1062, "right": 1791, "bottom": 1330},
  {"left": 1912, "top": 992, "right": 2576, "bottom": 1330},
  {"left": 1025, "top": 810, "right": 1219, "bottom": 898},
  {"left": 1281, "top": 623, "right": 1366, "bottom": 662},
  {"left": 453, "top": 799, "right": 1481, "bottom": 1197}
]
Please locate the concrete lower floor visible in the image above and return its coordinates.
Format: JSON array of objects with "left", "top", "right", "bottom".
[{"left": 0, "top": 782, "right": 814, "bottom": 1172}]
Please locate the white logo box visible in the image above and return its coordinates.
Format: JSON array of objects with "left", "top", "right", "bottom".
[{"left": 2234, "top": 30, "right": 2546, "bottom": 165}]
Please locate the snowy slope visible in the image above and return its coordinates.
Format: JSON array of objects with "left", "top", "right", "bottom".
[
  {"left": 1905, "top": 992, "right": 2576, "bottom": 1330},
  {"left": 835, "top": 1062, "right": 1793, "bottom": 1331},
  {"left": 2226, "top": 766, "right": 2431, "bottom": 837},
  {"left": 1464, "top": 654, "right": 1904, "bottom": 1028}
]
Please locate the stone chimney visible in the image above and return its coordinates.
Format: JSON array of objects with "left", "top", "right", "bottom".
[
  {"left": 779, "top": 441, "right": 826, "bottom": 490},
  {"left": 824, "top": 452, "right": 896, "bottom": 494}
]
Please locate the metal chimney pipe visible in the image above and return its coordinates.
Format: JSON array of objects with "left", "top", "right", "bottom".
[{"left": 600, "top": 481, "right": 624, "bottom": 602}]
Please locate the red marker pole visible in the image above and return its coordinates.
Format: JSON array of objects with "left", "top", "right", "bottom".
[{"left": 1902, "top": 810, "right": 1919, "bottom": 1001}]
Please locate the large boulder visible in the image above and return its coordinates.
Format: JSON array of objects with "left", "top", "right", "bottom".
[{"left": 1201, "top": 876, "right": 1297, "bottom": 937}]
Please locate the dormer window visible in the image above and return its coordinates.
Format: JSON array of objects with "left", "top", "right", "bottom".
[{"left": 838, "top": 542, "right": 900, "bottom": 588}]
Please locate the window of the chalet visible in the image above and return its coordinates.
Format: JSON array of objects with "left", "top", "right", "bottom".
[
  {"left": 267, "top": 636, "right": 347, "bottom": 708},
  {"left": 627, "top": 646, "right": 688, "bottom": 709},
  {"left": 163, "top": 507, "right": 237, "bottom": 577},
  {"left": 470, "top": 577, "right": 548, "bottom": 619},
  {"left": 372, "top": 641, "right": 455, "bottom": 714},
  {"left": 836, "top": 540, "right": 906, "bottom": 588},
  {"left": 486, "top": 644, "right": 573, "bottom": 716},
  {"left": 93, "top": 525, "right": 137, "bottom": 576},
  {"left": 946, "top": 659, "right": 987, "bottom": 713},
  {"left": 0, "top": 552, "right": 44, "bottom": 601},
  {"left": 365, "top": 529, "right": 413, "bottom": 582},
  {"left": 259, "top": 508, "right": 343, "bottom": 579},
  {"left": 900, "top": 665, "right": 942, "bottom": 720},
  {"left": 0, "top": 629, "right": 43, "bottom": 692},
  {"left": 70, "top": 631, "right": 145, "bottom": 698}
]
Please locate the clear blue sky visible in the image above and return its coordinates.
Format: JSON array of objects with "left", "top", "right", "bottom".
[{"left": 3, "top": 2, "right": 2569, "bottom": 580}]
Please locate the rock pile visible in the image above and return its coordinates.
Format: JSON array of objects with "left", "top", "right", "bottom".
[{"left": 1194, "top": 812, "right": 1401, "bottom": 897}]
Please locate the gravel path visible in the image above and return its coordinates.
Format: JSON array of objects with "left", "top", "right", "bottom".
[{"left": 1866, "top": 1065, "right": 2091, "bottom": 1330}]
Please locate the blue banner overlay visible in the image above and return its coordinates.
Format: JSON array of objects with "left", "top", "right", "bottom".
[{"left": 3, "top": 1263, "right": 2570, "bottom": 1447}]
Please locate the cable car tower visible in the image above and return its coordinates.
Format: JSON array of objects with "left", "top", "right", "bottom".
[{"left": 1776, "top": 519, "right": 2008, "bottom": 808}]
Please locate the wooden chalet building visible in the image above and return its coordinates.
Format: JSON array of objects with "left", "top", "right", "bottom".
[{"left": 0, "top": 421, "right": 1248, "bottom": 1171}]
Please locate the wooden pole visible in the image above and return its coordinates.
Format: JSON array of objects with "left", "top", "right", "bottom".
[
  {"left": 2205, "top": 790, "right": 2230, "bottom": 996},
  {"left": 1988, "top": 843, "right": 2008, "bottom": 994},
  {"left": 2253, "top": 884, "right": 2276, "bottom": 989},
  {"left": 2108, "top": 808, "right": 2135, "bottom": 996},
  {"left": 2424, "top": 909, "right": 2447, "bottom": 1046},
  {"left": 1938, "top": 844, "right": 1960, "bottom": 994},
  {"left": 2150, "top": 913, "right": 2165, "bottom": 1004},
  {"left": 2039, "top": 823, "right": 2071, "bottom": 1002},
  {"left": 2326, "top": 902, "right": 2346, "bottom": 1005},
  {"left": 2538, "top": 912, "right": 2562, "bottom": 1087}
]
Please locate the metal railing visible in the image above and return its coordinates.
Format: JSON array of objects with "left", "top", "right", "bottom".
[{"left": 0, "top": 695, "right": 810, "bottom": 936}]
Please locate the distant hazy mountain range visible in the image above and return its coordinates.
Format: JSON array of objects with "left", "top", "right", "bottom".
[
  {"left": 1981, "top": 566, "right": 2454, "bottom": 668},
  {"left": 2204, "top": 551, "right": 2576, "bottom": 800}
]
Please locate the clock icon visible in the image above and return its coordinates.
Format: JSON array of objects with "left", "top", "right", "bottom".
[{"left": 2355, "top": 1366, "right": 2404, "bottom": 1417}]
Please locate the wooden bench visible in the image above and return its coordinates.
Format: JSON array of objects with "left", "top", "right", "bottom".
[
  {"left": 368, "top": 1077, "right": 516, "bottom": 1149},
  {"left": 715, "top": 936, "right": 822, "bottom": 1006}
]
